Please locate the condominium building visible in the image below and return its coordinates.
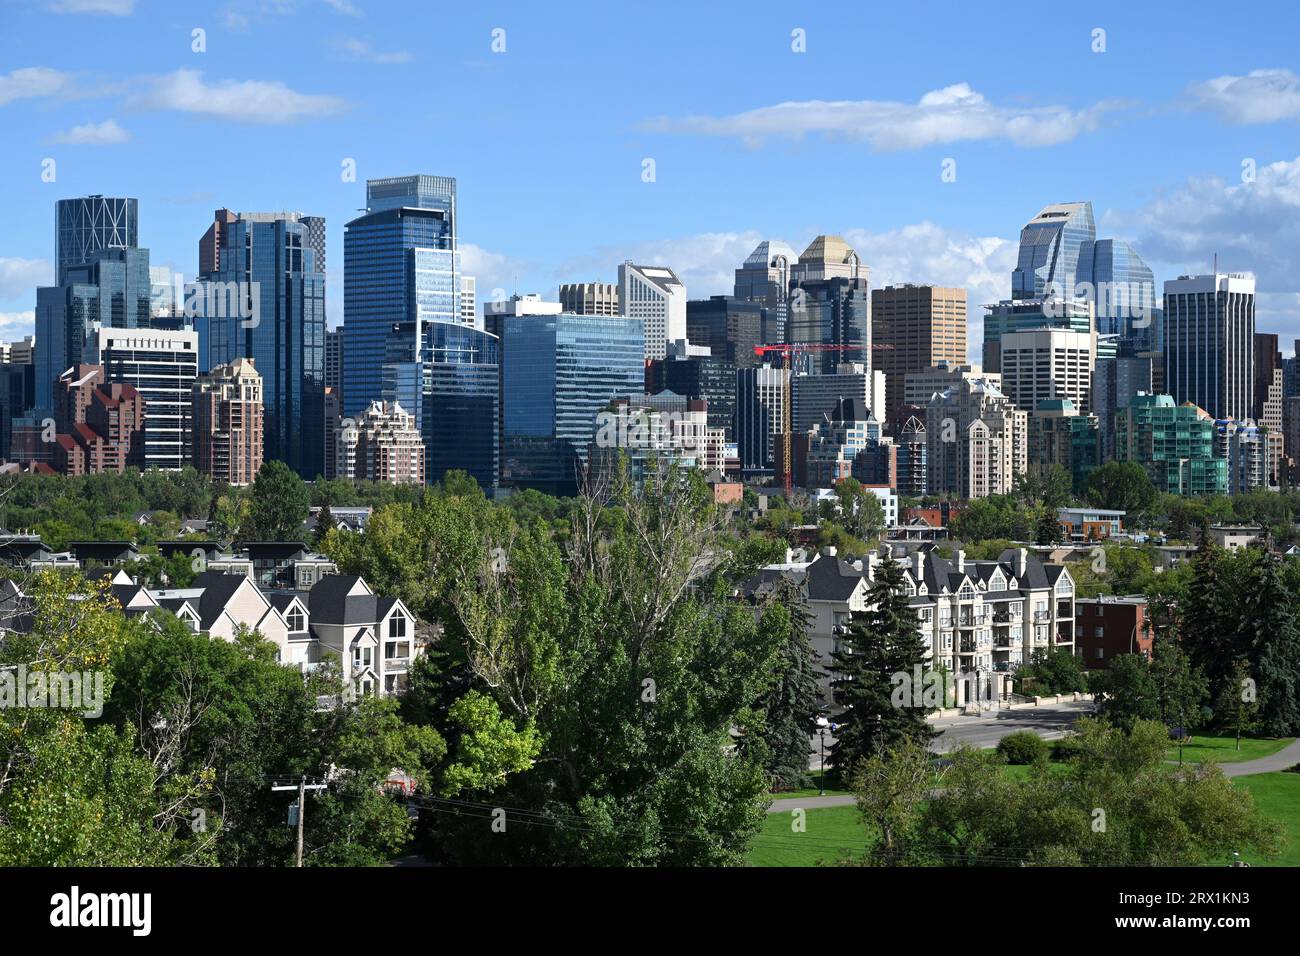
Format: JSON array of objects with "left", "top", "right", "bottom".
[
  {"left": 804, "top": 397, "right": 884, "bottom": 488},
  {"left": 619, "top": 262, "right": 686, "bottom": 362},
  {"left": 903, "top": 362, "right": 998, "bottom": 410},
  {"left": 1164, "top": 273, "right": 1255, "bottom": 422},
  {"left": 1215, "top": 418, "right": 1269, "bottom": 493},
  {"left": 1027, "top": 399, "right": 1101, "bottom": 492},
  {"left": 193, "top": 357, "right": 264, "bottom": 486},
  {"left": 871, "top": 284, "right": 967, "bottom": 420},
  {"left": 925, "top": 377, "right": 1027, "bottom": 498},
  {"left": 792, "top": 363, "right": 886, "bottom": 434},
  {"left": 558, "top": 282, "right": 620, "bottom": 316},
  {"left": 1114, "top": 392, "right": 1226, "bottom": 496},
  {"left": 50, "top": 364, "right": 145, "bottom": 475},
  {"left": 335, "top": 400, "right": 425, "bottom": 485}
]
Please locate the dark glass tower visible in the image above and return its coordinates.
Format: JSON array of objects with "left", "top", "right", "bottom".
[
  {"left": 56, "top": 195, "right": 138, "bottom": 284},
  {"left": 200, "top": 213, "right": 326, "bottom": 478}
]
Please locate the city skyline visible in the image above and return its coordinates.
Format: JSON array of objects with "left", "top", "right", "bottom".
[{"left": 2, "top": 0, "right": 1300, "bottom": 356}]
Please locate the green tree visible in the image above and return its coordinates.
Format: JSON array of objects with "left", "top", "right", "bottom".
[
  {"left": 1214, "top": 658, "right": 1261, "bottom": 752},
  {"left": 1092, "top": 653, "right": 1159, "bottom": 732},
  {"left": 245, "top": 461, "right": 311, "bottom": 541},
  {"left": 744, "top": 589, "right": 821, "bottom": 791},
  {"left": 847, "top": 736, "right": 932, "bottom": 866},
  {"left": 828, "top": 555, "right": 935, "bottom": 779},
  {"left": 1086, "top": 461, "right": 1157, "bottom": 516}
]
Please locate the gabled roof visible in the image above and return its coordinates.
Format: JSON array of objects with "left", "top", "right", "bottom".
[
  {"left": 804, "top": 554, "right": 866, "bottom": 602},
  {"left": 306, "top": 574, "right": 381, "bottom": 625},
  {"left": 191, "top": 571, "right": 259, "bottom": 629}
]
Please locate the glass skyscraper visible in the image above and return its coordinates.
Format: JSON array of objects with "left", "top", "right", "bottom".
[
  {"left": 1011, "top": 201, "right": 1096, "bottom": 303},
  {"left": 501, "top": 313, "right": 644, "bottom": 496},
  {"left": 56, "top": 195, "right": 138, "bottom": 284},
  {"left": 199, "top": 213, "right": 326, "bottom": 478},
  {"left": 343, "top": 175, "right": 461, "bottom": 419},
  {"left": 1089, "top": 238, "right": 1158, "bottom": 345}
]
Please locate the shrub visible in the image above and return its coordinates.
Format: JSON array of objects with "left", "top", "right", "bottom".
[
  {"left": 1052, "top": 735, "right": 1085, "bottom": 762},
  {"left": 997, "top": 731, "right": 1049, "bottom": 765}
]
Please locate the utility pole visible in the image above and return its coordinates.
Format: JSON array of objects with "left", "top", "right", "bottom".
[{"left": 271, "top": 775, "right": 327, "bottom": 867}]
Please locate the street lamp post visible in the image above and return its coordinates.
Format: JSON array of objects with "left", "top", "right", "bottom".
[{"left": 815, "top": 715, "right": 830, "bottom": 795}]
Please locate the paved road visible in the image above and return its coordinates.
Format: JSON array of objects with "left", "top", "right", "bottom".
[
  {"left": 1218, "top": 738, "right": 1300, "bottom": 777},
  {"left": 930, "top": 700, "right": 1095, "bottom": 753}
]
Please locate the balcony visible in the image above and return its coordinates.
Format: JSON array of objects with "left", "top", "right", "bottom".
[
  {"left": 1033, "top": 610, "right": 1051, "bottom": 623},
  {"left": 384, "top": 655, "right": 410, "bottom": 670},
  {"left": 995, "top": 636, "right": 1013, "bottom": 648}
]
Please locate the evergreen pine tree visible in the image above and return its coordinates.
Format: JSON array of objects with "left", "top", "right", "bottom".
[
  {"left": 828, "top": 555, "right": 935, "bottom": 781},
  {"left": 754, "top": 583, "right": 822, "bottom": 790}
]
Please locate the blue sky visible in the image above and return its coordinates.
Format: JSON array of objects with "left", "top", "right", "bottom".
[{"left": 2, "top": 0, "right": 1300, "bottom": 357}]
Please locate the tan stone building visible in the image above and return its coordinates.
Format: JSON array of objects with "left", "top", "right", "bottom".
[{"left": 193, "top": 357, "right": 264, "bottom": 486}]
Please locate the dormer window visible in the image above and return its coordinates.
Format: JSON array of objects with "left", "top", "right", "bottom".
[{"left": 286, "top": 606, "right": 306, "bottom": 633}]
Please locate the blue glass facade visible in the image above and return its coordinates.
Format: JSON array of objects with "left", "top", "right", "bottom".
[
  {"left": 1089, "top": 239, "right": 1158, "bottom": 346},
  {"left": 1012, "top": 202, "right": 1096, "bottom": 303},
  {"left": 201, "top": 216, "right": 325, "bottom": 478},
  {"left": 56, "top": 195, "right": 138, "bottom": 284},
  {"left": 501, "top": 314, "right": 644, "bottom": 496},
  {"left": 343, "top": 176, "right": 459, "bottom": 419}
]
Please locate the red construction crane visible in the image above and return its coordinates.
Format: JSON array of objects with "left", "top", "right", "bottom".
[{"left": 752, "top": 342, "right": 895, "bottom": 498}]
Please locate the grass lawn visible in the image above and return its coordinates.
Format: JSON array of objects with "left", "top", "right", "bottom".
[
  {"left": 749, "top": 805, "right": 868, "bottom": 867},
  {"left": 1164, "top": 734, "right": 1294, "bottom": 765},
  {"left": 767, "top": 770, "right": 849, "bottom": 800},
  {"left": 1232, "top": 772, "right": 1300, "bottom": 867}
]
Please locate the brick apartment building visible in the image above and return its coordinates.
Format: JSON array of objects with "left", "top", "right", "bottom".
[{"left": 1074, "top": 595, "right": 1150, "bottom": 669}]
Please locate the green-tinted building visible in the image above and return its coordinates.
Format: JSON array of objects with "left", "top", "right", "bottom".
[
  {"left": 1027, "top": 398, "right": 1101, "bottom": 492},
  {"left": 1114, "top": 392, "right": 1227, "bottom": 496}
]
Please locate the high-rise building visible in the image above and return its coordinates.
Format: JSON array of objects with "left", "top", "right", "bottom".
[
  {"left": 51, "top": 364, "right": 146, "bottom": 475},
  {"left": 56, "top": 195, "right": 139, "bottom": 284},
  {"left": 325, "top": 327, "right": 344, "bottom": 397},
  {"left": 460, "top": 275, "right": 476, "bottom": 325},
  {"left": 199, "top": 210, "right": 326, "bottom": 478},
  {"left": 791, "top": 363, "right": 886, "bottom": 434},
  {"left": 0, "top": 336, "right": 35, "bottom": 366},
  {"left": 1163, "top": 273, "right": 1255, "bottom": 422},
  {"left": 0, "top": 362, "right": 34, "bottom": 461},
  {"left": 1114, "top": 393, "right": 1226, "bottom": 496},
  {"left": 343, "top": 175, "right": 461, "bottom": 418},
  {"left": 982, "top": 298, "right": 1095, "bottom": 374},
  {"left": 336, "top": 400, "right": 425, "bottom": 485},
  {"left": 1027, "top": 398, "right": 1101, "bottom": 493},
  {"left": 1088, "top": 239, "right": 1158, "bottom": 345},
  {"left": 559, "top": 282, "right": 620, "bottom": 316},
  {"left": 903, "top": 362, "right": 998, "bottom": 410},
  {"left": 893, "top": 413, "right": 927, "bottom": 497},
  {"left": 619, "top": 262, "right": 686, "bottom": 362},
  {"left": 999, "top": 327, "right": 1095, "bottom": 415},
  {"left": 871, "top": 284, "right": 967, "bottom": 419},
  {"left": 925, "top": 377, "right": 1026, "bottom": 498},
  {"left": 1215, "top": 418, "right": 1269, "bottom": 493},
  {"left": 653, "top": 342, "right": 736, "bottom": 438},
  {"left": 36, "top": 246, "right": 152, "bottom": 412},
  {"left": 1092, "top": 344, "right": 1155, "bottom": 459},
  {"left": 735, "top": 364, "right": 789, "bottom": 480},
  {"left": 804, "top": 397, "right": 883, "bottom": 488},
  {"left": 193, "top": 357, "right": 264, "bottom": 486},
  {"left": 685, "top": 295, "right": 779, "bottom": 368},
  {"left": 92, "top": 327, "right": 198, "bottom": 470},
  {"left": 788, "top": 236, "right": 870, "bottom": 374},
  {"left": 501, "top": 311, "right": 644, "bottom": 496},
  {"left": 1011, "top": 202, "right": 1096, "bottom": 303}
]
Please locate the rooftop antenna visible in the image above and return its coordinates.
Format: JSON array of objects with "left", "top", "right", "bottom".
[{"left": 1213, "top": 252, "right": 1218, "bottom": 275}]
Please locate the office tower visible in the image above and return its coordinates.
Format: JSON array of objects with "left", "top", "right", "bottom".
[
  {"left": 0, "top": 336, "right": 35, "bottom": 366},
  {"left": 501, "top": 311, "right": 644, "bottom": 496},
  {"left": 51, "top": 365, "right": 145, "bottom": 474},
  {"left": 193, "top": 357, "right": 264, "bottom": 486},
  {"left": 336, "top": 401, "right": 425, "bottom": 485},
  {"left": 791, "top": 363, "right": 886, "bottom": 434},
  {"left": 1163, "top": 273, "right": 1255, "bottom": 422},
  {"left": 982, "top": 298, "right": 1095, "bottom": 374},
  {"left": 1254, "top": 332, "right": 1284, "bottom": 477},
  {"left": 804, "top": 397, "right": 883, "bottom": 488},
  {"left": 1216, "top": 418, "right": 1269, "bottom": 493},
  {"left": 1115, "top": 393, "right": 1226, "bottom": 495},
  {"left": 893, "top": 413, "right": 927, "bottom": 496},
  {"left": 999, "top": 327, "right": 1095, "bottom": 415},
  {"left": 460, "top": 275, "right": 476, "bottom": 325},
  {"left": 344, "top": 175, "right": 461, "bottom": 418},
  {"left": 735, "top": 364, "right": 789, "bottom": 480},
  {"left": 871, "top": 284, "right": 967, "bottom": 419},
  {"left": 655, "top": 341, "right": 735, "bottom": 438},
  {"left": 685, "top": 295, "right": 778, "bottom": 368},
  {"left": 56, "top": 195, "right": 139, "bottom": 284},
  {"left": 733, "top": 238, "right": 798, "bottom": 333},
  {"left": 149, "top": 265, "right": 178, "bottom": 320},
  {"left": 0, "top": 363, "right": 34, "bottom": 460},
  {"left": 199, "top": 210, "right": 326, "bottom": 478},
  {"left": 925, "top": 377, "right": 1027, "bottom": 498},
  {"left": 325, "top": 328, "right": 343, "bottom": 396},
  {"left": 903, "top": 362, "right": 997, "bottom": 410},
  {"left": 1011, "top": 202, "right": 1096, "bottom": 303},
  {"left": 588, "top": 396, "right": 724, "bottom": 484},
  {"left": 323, "top": 387, "right": 341, "bottom": 480},
  {"left": 788, "top": 236, "right": 870, "bottom": 374},
  {"left": 619, "top": 262, "right": 686, "bottom": 362},
  {"left": 91, "top": 327, "right": 198, "bottom": 471},
  {"left": 199, "top": 208, "right": 237, "bottom": 277},
  {"left": 381, "top": 319, "right": 500, "bottom": 490},
  {"left": 1088, "top": 239, "right": 1158, "bottom": 344},
  {"left": 1027, "top": 399, "right": 1101, "bottom": 493},
  {"left": 1092, "top": 345, "right": 1154, "bottom": 459},
  {"left": 559, "top": 282, "right": 620, "bottom": 316}
]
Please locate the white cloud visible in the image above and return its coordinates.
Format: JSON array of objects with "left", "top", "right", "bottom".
[
  {"left": 46, "top": 0, "right": 134, "bottom": 13},
  {"left": 643, "top": 84, "right": 1124, "bottom": 151},
  {"left": 0, "top": 258, "right": 54, "bottom": 301},
  {"left": 461, "top": 243, "right": 535, "bottom": 305},
  {"left": 127, "top": 69, "right": 348, "bottom": 124},
  {"left": 320, "top": 0, "right": 359, "bottom": 14},
  {"left": 1103, "top": 155, "right": 1300, "bottom": 344},
  {"left": 1189, "top": 68, "right": 1300, "bottom": 124},
  {"left": 337, "top": 38, "right": 411, "bottom": 64},
  {"left": 49, "top": 118, "right": 130, "bottom": 144},
  {"left": 0, "top": 67, "right": 73, "bottom": 106},
  {"left": 0, "top": 312, "right": 36, "bottom": 340}
]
